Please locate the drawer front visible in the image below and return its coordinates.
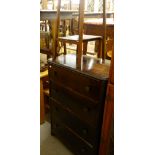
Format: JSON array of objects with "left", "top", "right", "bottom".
[
  {"left": 51, "top": 117, "right": 98, "bottom": 155},
  {"left": 50, "top": 88, "right": 101, "bottom": 126},
  {"left": 51, "top": 100, "right": 100, "bottom": 146},
  {"left": 49, "top": 64, "right": 103, "bottom": 102}
]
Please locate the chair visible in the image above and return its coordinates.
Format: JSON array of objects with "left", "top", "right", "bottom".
[
  {"left": 58, "top": 34, "right": 103, "bottom": 57},
  {"left": 54, "top": 0, "right": 104, "bottom": 59},
  {"left": 40, "top": 30, "right": 52, "bottom": 59}
]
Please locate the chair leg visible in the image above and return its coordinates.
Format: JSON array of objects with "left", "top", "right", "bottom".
[
  {"left": 76, "top": 45, "right": 78, "bottom": 55},
  {"left": 83, "top": 41, "right": 88, "bottom": 55},
  {"left": 97, "top": 39, "right": 102, "bottom": 58},
  {"left": 64, "top": 43, "right": 67, "bottom": 55}
]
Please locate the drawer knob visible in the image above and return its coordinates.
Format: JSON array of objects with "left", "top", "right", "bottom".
[
  {"left": 83, "top": 107, "right": 89, "bottom": 112},
  {"left": 81, "top": 148, "right": 86, "bottom": 153},
  {"left": 82, "top": 129, "right": 88, "bottom": 134},
  {"left": 85, "top": 86, "right": 90, "bottom": 92},
  {"left": 53, "top": 123, "right": 57, "bottom": 128},
  {"left": 53, "top": 89, "right": 57, "bottom": 93}
]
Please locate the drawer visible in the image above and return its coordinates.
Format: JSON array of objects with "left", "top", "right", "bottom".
[
  {"left": 49, "top": 64, "right": 105, "bottom": 102},
  {"left": 50, "top": 81, "right": 102, "bottom": 105},
  {"left": 51, "top": 117, "right": 98, "bottom": 155},
  {"left": 51, "top": 100, "right": 100, "bottom": 146},
  {"left": 50, "top": 89, "right": 102, "bottom": 126}
]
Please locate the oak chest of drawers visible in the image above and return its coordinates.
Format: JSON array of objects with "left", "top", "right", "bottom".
[{"left": 48, "top": 54, "right": 110, "bottom": 155}]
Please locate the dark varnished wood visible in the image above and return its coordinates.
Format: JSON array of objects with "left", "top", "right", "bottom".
[
  {"left": 51, "top": 99, "right": 98, "bottom": 146},
  {"left": 99, "top": 84, "right": 114, "bottom": 155},
  {"left": 99, "top": 46, "right": 114, "bottom": 155},
  {"left": 50, "top": 79, "right": 101, "bottom": 105},
  {"left": 50, "top": 89, "right": 100, "bottom": 126},
  {"left": 48, "top": 54, "right": 110, "bottom": 155},
  {"left": 48, "top": 54, "right": 110, "bottom": 80},
  {"left": 49, "top": 64, "right": 107, "bottom": 103},
  {"left": 51, "top": 118, "right": 97, "bottom": 155}
]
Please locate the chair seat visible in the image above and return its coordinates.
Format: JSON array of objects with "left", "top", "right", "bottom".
[
  {"left": 59, "top": 35, "right": 102, "bottom": 43},
  {"left": 58, "top": 35, "right": 103, "bottom": 57}
]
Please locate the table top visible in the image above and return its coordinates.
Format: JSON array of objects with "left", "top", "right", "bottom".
[
  {"left": 73, "top": 12, "right": 114, "bottom": 18},
  {"left": 84, "top": 18, "right": 114, "bottom": 26},
  {"left": 40, "top": 10, "right": 77, "bottom": 13}
]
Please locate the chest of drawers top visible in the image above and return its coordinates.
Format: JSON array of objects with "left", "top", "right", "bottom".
[{"left": 48, "top": 54, "right": 110, "bottom": 80}]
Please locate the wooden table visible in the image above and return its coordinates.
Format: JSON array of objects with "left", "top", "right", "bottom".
[
  {"left": 84, "top": 18, "right": 114, "bottom": 39},
  {"left": 40, "top": 10, "right": 114, "bottom": 20},
  {"left": 73, "top": 12, "right": 114, "bottom": 18},
  {"left": 40, "top": 69, "right": 48, "bottom": 124},
  {"left": 83, "top": 18, "right": 114, "bottom": 56}
]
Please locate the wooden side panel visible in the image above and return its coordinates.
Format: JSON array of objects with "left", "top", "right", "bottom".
[
  {"left": 99, "top": 46, "right": 114, "bottom": 155},
  {"left": 99, "top": 84, "right": 114, "bottom": 155},
  {"left": 109, "top": 44, "right": 114, "bottom": 84}
]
